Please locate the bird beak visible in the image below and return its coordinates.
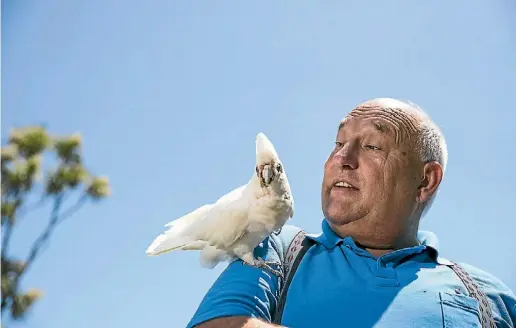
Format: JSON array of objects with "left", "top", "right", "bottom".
[{"left": 260, "top": 164, "right": 275, "bottom": 187}]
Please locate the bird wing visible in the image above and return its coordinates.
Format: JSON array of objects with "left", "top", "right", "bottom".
[
  {"left": 190, "top": 184, "right": 252, "bottom": 249},
  {"left": 146, "top": 183, "right": 252, "bottom": 256}
]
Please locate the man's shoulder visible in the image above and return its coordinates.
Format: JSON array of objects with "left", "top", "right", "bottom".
[
  {"left": 454, "top": 261, "right": 515, "bottom": 297},
  {"left": 273, "top": 224, "right": 307, "bottom": 243},
  {"left": 453, "top": 262, "right": 516, "bottom": 326},
  {"left": 265, "top": 224, "right": 309, "bottom": 262}
]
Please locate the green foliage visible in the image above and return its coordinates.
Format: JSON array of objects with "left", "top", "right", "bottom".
[{"left": 1, "top": 125, "right": 110, "bottom": 324}]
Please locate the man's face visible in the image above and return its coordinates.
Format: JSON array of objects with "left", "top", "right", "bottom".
[{"left": 321, "top": 103, "right": 425, "bottom": 240}]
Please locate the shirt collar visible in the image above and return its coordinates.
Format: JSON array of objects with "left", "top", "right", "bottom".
[
  {"left": 306, "top": 219, "right": 452, "bottom": 265},
  {"left": 306, "top": 218, "right": 343, "bottom": 248},
  {"left": 416, "top": 230, "right": 452, "bottom": 265}
]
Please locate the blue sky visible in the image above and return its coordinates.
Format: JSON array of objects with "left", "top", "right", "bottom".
[{"left": 2, "top": 1, "right": 515, "bottom": 327}]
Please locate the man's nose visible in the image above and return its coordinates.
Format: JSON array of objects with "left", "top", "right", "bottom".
[{"left": 334, "top": 142, "right": 358, "bottom": 169}]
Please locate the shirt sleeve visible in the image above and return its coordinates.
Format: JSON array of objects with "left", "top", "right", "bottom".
[{"left": 186, "top": 235, "right": 283, "bottom": 328}]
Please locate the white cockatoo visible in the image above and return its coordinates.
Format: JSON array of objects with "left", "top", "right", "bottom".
[{"left": 146, "top": 132, "right": 294, "bottom": 276}]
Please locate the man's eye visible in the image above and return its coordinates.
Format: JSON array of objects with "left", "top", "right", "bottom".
[
  {"left": 335, "top": 142, "right": 343, "bottom": 148},
  {"left": 365, "top": 144, "right": 380, "bottom": 150}
]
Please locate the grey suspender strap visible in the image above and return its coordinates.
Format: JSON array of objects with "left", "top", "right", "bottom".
[
  {"left": 272, "top": 230, "right": 312, "bottom": 324},
  {"left": 271, "top": 231, "right": 497, "bottom": 328},
  {"left": 447, "top": 262, "right": 497, "bottom": 328}
]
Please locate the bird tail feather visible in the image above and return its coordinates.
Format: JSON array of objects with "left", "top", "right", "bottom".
[
  {"left": 145, "top": 204, "right": 214, "bottom": 256},
  {"left": 146, "top": 235, "right": 200, "bottom": 256}
]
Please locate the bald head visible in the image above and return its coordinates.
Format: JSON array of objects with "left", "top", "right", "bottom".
[{"left": 343, "top": 98, "right": 447, "bottom": 173}]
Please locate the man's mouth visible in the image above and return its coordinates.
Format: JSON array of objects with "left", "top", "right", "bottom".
[{"left": 333, "top": 181, "right": 358, "bottom": 190}]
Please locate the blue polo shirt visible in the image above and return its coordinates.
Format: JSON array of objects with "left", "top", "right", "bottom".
[{"left": 186, "top": 220, "right": 516, "bottom": 328}]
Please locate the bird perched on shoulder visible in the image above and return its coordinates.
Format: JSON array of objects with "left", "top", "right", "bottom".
[{"left": 145, "top": 132, "right": 294, "bottom": 277}]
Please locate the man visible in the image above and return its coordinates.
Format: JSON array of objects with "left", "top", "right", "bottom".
[{"left": 186, "top": 98, "right": 516, "bottom": 328}]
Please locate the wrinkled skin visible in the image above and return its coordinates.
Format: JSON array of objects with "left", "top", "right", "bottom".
[{"left": 321, "top": 98, "right": 443, "bottom": 255}]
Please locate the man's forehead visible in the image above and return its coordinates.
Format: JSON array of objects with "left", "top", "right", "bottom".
[
  {"left": 345, "top": 98, "right": 420, "bottom": 127},
  {"left": 337, "top": 98, "right": 423, "bottom": 145},
  {"left": 338, "top": 118, "right": 400, "bottom": 147},
  {"left": 338, "top": 116, "right": 391, "bottom": 134}
]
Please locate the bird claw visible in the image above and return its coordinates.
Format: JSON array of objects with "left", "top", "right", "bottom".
[
  {"left": 254, "top": 257, "right": 284, "bottom": 278},
  {"left": 241, "top": 256, "right": 283, "bottom": 278}
]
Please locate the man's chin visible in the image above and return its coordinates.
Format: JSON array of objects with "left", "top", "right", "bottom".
[
  {"left": 324, "top": 204, "right": 362, "bottom": 226},
  {"left": 326, "top": 214, "right": 360, "bottom": 226}
]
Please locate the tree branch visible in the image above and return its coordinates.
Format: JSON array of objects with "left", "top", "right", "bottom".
[
  {"left": 1, "top": 192, "right": 23, "bottom": 260},
  {"left": 15, "top": 196, "right": 49, "bottom": 225},
  {"left": 1, "top": 192, "right": 89, "bottom": 318},
  {"left": 22, "top": 194, "right": 64, "bottom": 273},
  {"left": 16, "top": 193, "right": 87, "bottom": 276},
  {"left": 56, "top": 194, "right": 88, "bottom": 225},
  {"left": 1, "top": 223, "right": 14, "bottom": 260},
  {"left": 1, "top": 194, "right": 22, "bottom": 316}
]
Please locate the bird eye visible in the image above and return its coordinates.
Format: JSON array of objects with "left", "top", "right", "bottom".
[{"left": 276, "top": 163, "right": 282, "bottom": 173}]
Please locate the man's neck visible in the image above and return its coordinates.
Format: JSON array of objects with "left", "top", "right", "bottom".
[
  {"left": 365, "top": 248, "right": 394, "bottom": 258},
  {"left": 356, "top": 237, "right": 420, "bottom": 258},
  {"left": 328, "top": 219, "right": 420, "bottom": 258}
]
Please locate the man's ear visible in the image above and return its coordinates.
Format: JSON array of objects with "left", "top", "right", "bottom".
[{"left": 416, "top": 161, "right": 443, "bottom": 204}]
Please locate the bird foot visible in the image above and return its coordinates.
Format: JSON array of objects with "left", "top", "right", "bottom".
[{"left": 252, "top": 257, "right": 283, "bottom": 278}]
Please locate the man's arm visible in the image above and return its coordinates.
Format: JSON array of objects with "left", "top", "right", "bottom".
[{"left": 186, "top": 235, "right": 285, "bottom": 328}]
